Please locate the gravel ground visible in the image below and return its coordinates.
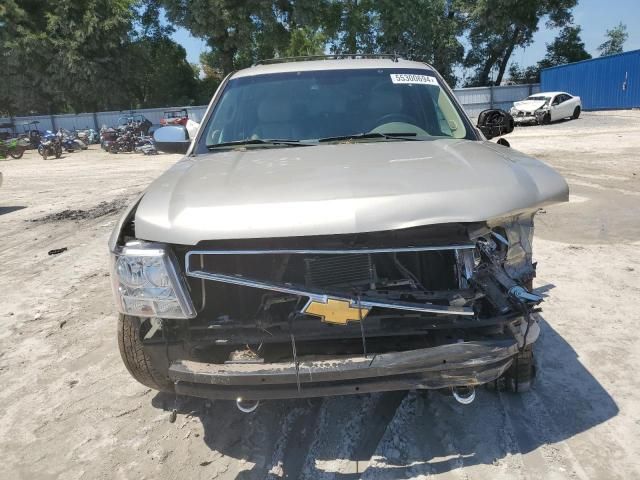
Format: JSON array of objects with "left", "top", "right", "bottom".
[{"left": 1, "top": 111, "right": 639, "bottom": 479}]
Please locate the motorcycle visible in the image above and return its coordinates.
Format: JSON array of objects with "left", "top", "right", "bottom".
[
  {"left": 135, "top": 137, "right": 158, "bottom": 155},
  {"left": 108, "top": 127, "right": 157, "bottom": 155},
  {"left": 0, "top": 137, "right": 29, "bottom": 159},
  {"left": 100, "top": 126, "right": 118, "bottom": 151},
  {"left": 58, "top": 129, "right": 86, "bottom": 152},
  {"left": 76, "top": 128, "right": 99, "bottom": 145},
  {"left": 38, "top": 131, "right": 62, "bottom": 159},
  {"left": 108, "top": 128, "right": 134, "bottom": 153}
]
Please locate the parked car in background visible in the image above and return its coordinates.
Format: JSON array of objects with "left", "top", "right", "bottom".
[
  {"left": 160, "top": 108, "right": 189, "bottom": 126},
  {"left": 511, "top": 92, "right": 581, "bottom": 125},
  {"left": 160, "top": 108, "right": 200, "bottom": 139},
  {"left": 110, "top": 56, "right": 568, "bottom": 410}
]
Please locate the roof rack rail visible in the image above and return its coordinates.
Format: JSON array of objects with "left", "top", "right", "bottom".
[{"left": 254, "top": 54, "right": 402, "bottom": 66}]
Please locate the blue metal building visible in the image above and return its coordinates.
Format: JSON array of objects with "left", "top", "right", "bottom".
[{"left": 541, "top": 49, "right": 640, "bottom": 110}]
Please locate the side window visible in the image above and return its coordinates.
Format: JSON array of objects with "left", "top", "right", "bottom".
[{"left": 552, "top": 96, "right": 561, "bottom": 106}]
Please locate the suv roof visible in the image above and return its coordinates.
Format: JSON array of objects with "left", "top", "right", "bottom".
[{"left": 233, "top": 56, "right": 434, "bottom": 79}]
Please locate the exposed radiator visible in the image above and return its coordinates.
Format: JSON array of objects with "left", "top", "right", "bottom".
[{"left": 304, "top": 254, "right": 374, "bottom": 288}]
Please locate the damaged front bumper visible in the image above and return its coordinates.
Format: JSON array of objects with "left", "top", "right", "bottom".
[
  {"left": 119, "top": 217, "right": 546, "bottom": 400},
  {"left": 168, "top": 339, "right": 520, "bottom": 400},
  {"left": 512, "top": 110, "right": 547, "bottom": 124}
]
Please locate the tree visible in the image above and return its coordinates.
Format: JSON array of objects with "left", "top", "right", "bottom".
[
  {"left": 42, "top": 0, "right": 136, "bottom": 112},
  {"left": 540, "top": 25, "right": 591, "bottom": 67},
  {"left": 508, "top": 63, "right": 541, "bottom": 84},
  {"left": 0, "top": 0, "right": 203, "bottom": 115},
  {"left": 325, "top": 0, "right": 377, "bottom": 54},
  {"left": 0, "top": 0, "right": 136, "bottom": 115},
  {"left": 373, "top": 0, "right": 465, "bottom": 86},
  {"left": 598, "top": 22, "right": 627, "bottom": 56},
  {"left": 284, "top": 27, "right": 327, "bottom": 57},
  {"left": 461, "top": 0, "right": 577, "bottom": 86},
  {"left": 159, "top": 1, "right": 292, "bottom": 75},
  {"left": 127, "top": 0, "right": 200, "bottom": 108},
  {"left": 509, "top": 24, "right": 591, "bottom": 84},
  {"left": 127, "top": 37, "right": 200, "bottom": 108}
]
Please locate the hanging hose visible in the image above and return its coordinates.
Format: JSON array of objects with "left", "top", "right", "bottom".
[
  {"left": 452, "top": 386, "right": 476, "bottom": 405},
  {"left": 236, "top": 398, "right": 260, "bottom": 413}
]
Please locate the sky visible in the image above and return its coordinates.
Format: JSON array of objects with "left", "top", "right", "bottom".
[{"left": 171, "top": 0, "right": 640, "bottom": 77}]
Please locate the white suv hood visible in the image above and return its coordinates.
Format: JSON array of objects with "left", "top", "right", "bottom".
[{"left": 134, "top": 139, "right": 568, "bottom": 244}]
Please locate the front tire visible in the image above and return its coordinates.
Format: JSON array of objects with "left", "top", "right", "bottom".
[
  {"left": 117, "top": 314, "right": 175, "bottom": 393},
  {"left": 572, "top": 106, "right": 581, "bottom": 119},
  {"left": 10, "top": 147, "right": 25, "bottom": 159},
  {"left": 539, "top": 113, "right": 551, "bottom": 125}
]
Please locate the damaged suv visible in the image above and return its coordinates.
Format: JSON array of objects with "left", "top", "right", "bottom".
[{"left": 110, "top": 56, "right": 568, "bottom": 407}]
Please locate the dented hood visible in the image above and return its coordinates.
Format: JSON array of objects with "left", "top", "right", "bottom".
[
  {"left": 513, "top": 99, "right": 548, "bottom": 113},
  {"left": 134, "top": 140, "right": 568, "bottom": 244}
]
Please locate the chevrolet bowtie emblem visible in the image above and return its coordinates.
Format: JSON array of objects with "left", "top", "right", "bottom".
[{"left": 303, "top": 298, "right": 370, "bottom": 325}]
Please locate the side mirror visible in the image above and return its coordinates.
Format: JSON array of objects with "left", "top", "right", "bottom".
[
  {"left": 477, "top": 109, "right": 514, "bottom": 140},
  {"left": 153, "top": 126, "right": 191, "bottom": 154}
]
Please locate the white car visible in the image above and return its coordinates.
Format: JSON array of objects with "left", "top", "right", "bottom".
[{"left": 511, "top": 92, "right": 581, "bottom": 125}]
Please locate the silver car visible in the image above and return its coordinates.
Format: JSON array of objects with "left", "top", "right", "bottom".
[{"left": 110, "top": 56, "right": 567, "bottom": 410}]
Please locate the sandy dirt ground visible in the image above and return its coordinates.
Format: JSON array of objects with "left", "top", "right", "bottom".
[{"left": 1, "top": 111, "right": 639, "bottom": 479}]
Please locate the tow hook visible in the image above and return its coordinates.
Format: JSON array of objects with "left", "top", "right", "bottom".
[
  {"left": 452, "top": 386, "right": 476, "bottom": 405},
  {"left": 236, "top": 397, "right": 260, "bottom": 413},
  {"left": 508, "top": 286, "right": 543, "bottom": 303}
]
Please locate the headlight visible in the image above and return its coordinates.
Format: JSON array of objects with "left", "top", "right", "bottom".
[
  {"left": 510, "top": 107, "right": 517, "bottom": 114},
  {"left": 111, "top": 242, "right": 195, "bottom": 319}
]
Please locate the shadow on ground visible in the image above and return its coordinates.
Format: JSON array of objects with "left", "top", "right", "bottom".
[
  {"left": 0, "top": 206, "right": 26, "bottom": 216},
  {"left": 513, "top": 117, "right": 576, "bottom": 128},
  {"left": 152, "top": 318, "right": 618, "bottom": 479}
]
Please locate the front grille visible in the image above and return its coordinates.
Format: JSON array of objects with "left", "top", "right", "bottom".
[{"left": 183, "top": 246, "right": 472, "bottom": 327}]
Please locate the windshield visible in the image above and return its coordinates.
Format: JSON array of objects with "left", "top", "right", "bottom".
[{"left": 201, "top": 68, "right": 473, "bottom": 149}]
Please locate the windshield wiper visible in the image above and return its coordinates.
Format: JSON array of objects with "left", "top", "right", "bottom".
[
  {"left": 207, "top": 138, "right": 311, "bottom": 150},
  {"left": 317, "top": 132, "right": 419, "bottom": 143}
]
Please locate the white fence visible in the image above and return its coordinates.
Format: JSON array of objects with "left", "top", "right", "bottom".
[
  {"left": 454, "top": 84, "right": 540, "bottom": 118},
  {"left": 0, "top": 106, "right": 210, "bottom": 133},
  {"left": 1, "top": 84, "right": 539, "bottom": 132}
]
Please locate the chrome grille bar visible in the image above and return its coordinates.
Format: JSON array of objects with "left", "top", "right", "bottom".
[
  {"left": 186, "top": 244, "right": 474, "bottom": 261},
  {"left": 186, "top": 269, "right": 474, "bottom": 316}
]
